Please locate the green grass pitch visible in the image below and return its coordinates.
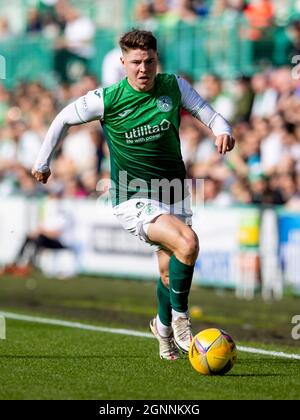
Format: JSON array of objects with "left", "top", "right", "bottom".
[{"left": 0, "top": 273, "right": 299, "bottom": 400}]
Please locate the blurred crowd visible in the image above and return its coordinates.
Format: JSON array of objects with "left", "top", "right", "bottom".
[
  {"left": 1, "top": 65, "right": 300, "bottom": 209},
  {"left": 1, "top": 0, "right": 300, "bottom": 209},
  {"left": 180, "top": 68, "right": 300, "bottom": 209},
  {"left": 0, "top": 74, "right": 109, "bottom": 200},
  {"left": 0, "top": 1, "right": 298, "bottom": 34},
  {"left": 1, "top": 0, "right": 300, "bottom": 76}
]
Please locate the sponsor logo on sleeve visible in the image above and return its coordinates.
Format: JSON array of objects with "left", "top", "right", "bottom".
[{"left": 94, "top": 89, "right": 102, "bottom": 98}]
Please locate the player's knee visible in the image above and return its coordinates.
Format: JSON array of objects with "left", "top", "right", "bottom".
[{"left": 179, "top": 231, "right": 199, "bottom": 260}]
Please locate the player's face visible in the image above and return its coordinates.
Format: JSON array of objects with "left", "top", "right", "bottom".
[{"left": 121, "top": 49, "right": 158, "bottom": 92}]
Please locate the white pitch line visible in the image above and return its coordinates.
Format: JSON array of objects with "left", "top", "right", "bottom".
[
  {"left": 237, "top": 345, "right": 300, "bottom": 360},
  {"left": 0, "top": 311, "right": 153, "bottom": 338},
  {"left": 1, "top": 311, "right": 300, "bottom": 360}
]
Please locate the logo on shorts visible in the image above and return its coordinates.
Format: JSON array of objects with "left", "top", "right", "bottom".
[
  {"left": 157, "top": 96, "right": 173, "bottom": 112},
  {"left": 145, "top": 204, "right": 156, "bottom": 215},
  {"left": 136, "top": 201, "right": 145, "bottom": 209}
]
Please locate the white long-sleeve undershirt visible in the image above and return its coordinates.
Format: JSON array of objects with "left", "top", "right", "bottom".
[
  {"left": 33, "top": 77, "right": 232, "bottom": 173},
  {"left": 176, "top": 75, "right": 232, "bottom": 137}
]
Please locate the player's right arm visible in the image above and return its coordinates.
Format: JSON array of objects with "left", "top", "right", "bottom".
[{"left": 32, "top": 89, "right": 104, "bottom": 184}]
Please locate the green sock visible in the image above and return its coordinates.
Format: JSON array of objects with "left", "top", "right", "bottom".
[
  {"left": 157, "top": 277, "right": 172, "bottom": 326},
  {"left": 169, "top": 255, "right": 194, "bottom": 313}
]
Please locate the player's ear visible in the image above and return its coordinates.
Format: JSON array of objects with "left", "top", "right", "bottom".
[{"left": 120, "top": 56, "right": 125, "bottom": 66}]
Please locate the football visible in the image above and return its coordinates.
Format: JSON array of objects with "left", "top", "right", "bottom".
[{"left": 189, "top": 328, "right": 237, "bottom": 375}]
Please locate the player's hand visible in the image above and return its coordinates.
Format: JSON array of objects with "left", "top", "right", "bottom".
[
  {"left": 31, "top": 168, "right": 51, "bottom": 184},
  {"left": 215, "top": 135, "right": 235, "bottom": 155}
]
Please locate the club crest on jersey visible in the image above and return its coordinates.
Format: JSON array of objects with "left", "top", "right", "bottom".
[{"left": 157, "top": 96, "right": 173, "bottom": 112}]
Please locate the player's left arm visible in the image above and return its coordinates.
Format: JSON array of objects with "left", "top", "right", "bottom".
[{"left": 176, "top": 76, "right": 235, "bottom": 155}]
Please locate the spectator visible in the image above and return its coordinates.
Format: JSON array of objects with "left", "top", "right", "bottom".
[
  {"left": 101, "top": 46, "right": 126, "bottom": 87},
  {"left": 180, "top": 117, "right": 215, "bottom": 176},
  {"left": 230, "top": 178, "right": 252, "bottom": 204},
  {"left": 240, "top": 130, "right": 262, "bottom": 179},
  {"left": 0, "top": 17, "right": 12, "bottom": 40},
  {"left": 244, "top": 0, "right": 274, "bottom": 41},
  {"left": 233, "top": 76, "right": 254, "bottom": 122},
  {"left": 203, "top": 176, "right": 233, "bottom": 206},
  {"left": 211, "top": 0, "right": 246, "bottom": 22},
  {"left": 192, "top": 0, "right": 209, "bottom": 17},
  {"left": 26, "top": 8, "right": 43, "bottom": 34},
  {"left": 250, "top": 72, "right": 277, "bottom": 118},
  {"left": 167, "top": 0, "right": 198, "bottom": 25},
  {"left": 134, "top": 1, "right": 159, "bottom": 31},
  {"left": 0, "top": 85, "right": 10, "bottom": 127},
  {"left": 200, "top": 74, "right": 236, "bottom": 122},
  {"left": 273, "top": 19, "right": 300, "bottom": 66},
  {"left": 248, "top": 172, "right": 268, "bottom": 204},
  {"left": 276, "top": 171, "right": 297, "bottom": 203},
  {"left": 286, "top": 172, "right": 300, "bottom": 209},
  {"left": 60, "top": 124, "right": 98, "bottom": 175},
  {"left": 259, "top": 116, "right": 284, "bottom": 175},
  {"left": 54, "top": 2, "right": 95, "bottom": 83}
]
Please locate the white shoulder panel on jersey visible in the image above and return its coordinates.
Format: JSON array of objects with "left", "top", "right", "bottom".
[
  {"left": 176, "top": 75, "right": 232, "bottom": 136},
  {"left": 74, "top": 88, "right": 104, "bottom": 122}
]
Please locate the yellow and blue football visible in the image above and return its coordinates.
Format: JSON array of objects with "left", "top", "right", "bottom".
[{"left": 189, "top": 328, "right": 237, "bottom": 375}]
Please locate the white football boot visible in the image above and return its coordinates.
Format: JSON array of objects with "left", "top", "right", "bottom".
[
  {"left": 172, "top": 317, "right": 193, "bottom": 354},
  {"left": 150, "top": 318, "right": 180, "bottom": 360}
]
